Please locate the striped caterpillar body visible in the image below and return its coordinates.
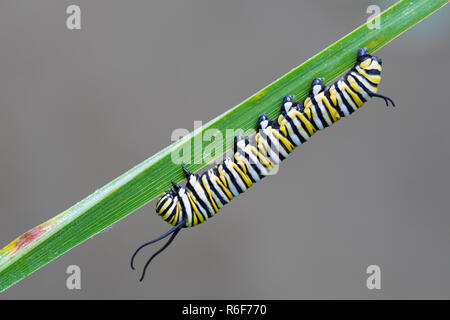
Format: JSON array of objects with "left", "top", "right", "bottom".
[{"left": 131, "top": 48, "right": 395, "bottom": 281}]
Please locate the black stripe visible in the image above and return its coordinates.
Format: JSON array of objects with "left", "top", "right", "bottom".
[
  {"left": 212, "top": 167, "right": 234, "bottom": 201},
  {"left": 356, "top": 68, "right": 379, "bottom": 87},
  {"left": 334, "top": 83, "right": 355, "bottom": 116},
  {"left": 350, "top": 72, "right": 371, "bottom": 100},
  {"left": 310, "top": 98, "right": 329, "bottom": 129},
  {"left": 365, "top": 68, "right": 381, "bottom": 75},
  {"left": 165, "top": 199, "right": 179, "bottom": 224},
  {"left": 235, "top": 162, "right": 252, "bottom": 188},
  {"left": 244, "top": 144, "right": 269, "bottom": 177},
  {"left": 292, "top": 107, "right": 313, "bottom": 138},
  {"left": 315, "top": 96, "right": 335, "bottom": 126},
  {"left": 264, "top": 133, "right": 283, "bottom": 161},
  {"left": 250, "top": 162, "right": 264, "bottom": 180},
  {"left": 187, "top": 183, "right": 212, "bottom": 218},
  {"left": 278, "top": 133, "right": 291, "bottom": 158},
  {"left": 286, "top": 116, "right": 307, "bottom": 144},
  {"left": 278, "top": 115, "right": 297, "bottom": 146},
  {"left": 178, "top": 193, "right": 189, "bottom": 225},
  {"left": 235, "top": 152, "right": 256, "bottom": 183},
  {"left": 223, "top": 163, "right": 244, "bottom": 194},
  {"left": 156, "top": 197, "right": 168, "bottom": 212},
  {"left": 345, "top": 75, "right": 366, "bottom": 103},
  {"left": 159, "top": 198, "right": 173, "bottom": 217},
  {"left": 324, "top": 88, "right": 344, "bottom": 118},
  {"left": 303, "top": 103, "right": 320, "bottom": 131},
  {"left": 342, "top": 78, "right": 362, "bottom": 109},
  {"left": 268, "top": 131, "right": 288, "bottom": 160},
  {"left": 204, "top": 171, "right": 227, "bottom": 207},
  {"left": 241, "top": 156, "right": 259, "bottom": 183},
  {"left": 242, "top": 149, "right": 264, "bottom": 180}
]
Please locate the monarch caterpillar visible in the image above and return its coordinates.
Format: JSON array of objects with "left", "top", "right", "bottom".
[{"left": 131, "top": 48, "right": 395, "bottom": 281}]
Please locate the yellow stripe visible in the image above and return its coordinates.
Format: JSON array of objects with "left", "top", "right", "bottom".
[
  {"left": 218, "top": 166, "right": 228, "bottom": 186},
  {"left": 283, "top": 116, "right": 309, "bottom": 141},
  {"left": 277, "top": 115, "right": 284, "bottom": 126},
  {"left": 158, "top": 199, "right": 172, "bottom": 214},
  {"left": 303, "top": 103, "right": 312, "bottom": 120},
  {"left": 247, "top": 144, "right": 273, "bottom": 169},
  {"left": 188, "top": 193, "right": 204, "bottom": 225},
  {"left": 234, "top": 153, "right": 247, "bottom": 174},
  {"left": 369, "top": 60, "right": 382, "bottom": 71},
  {"left": 254, "top": 134, "right": 268, "bottom": 156},
  {"left": 192, "top": 211, "right": 198, "bottom": 226},
  {"left": 352, "top": 72, "right": 377, "bottom": 93},
  {"left": 303, "top": 97, "right": 311, "bottom": 106},
  {"left": 347, "top": 75, "right": 368, "bottom": 100},
  {"left": 230, "top": 161, "right": 253, "bottom": 188},
  {"left": 168, "top": 207, "right": 179, "bottom": 226},
  {"left": 314, "top": 94, "right": 332, "bottom": 124},
  {"left": 268, "top": 128, "right": 294, "bottom": 152},
  {"left": 202, "top": 176, "right": 219, "bottom": 213},
  {"left": 290, "top": 109, "right": 316, "bottom": 135},
  {"left": 356, "top": 65, "right": 381, "bottom": 84},
  {"left": 359, "top": 59, "right": 371, "bottom": 69},
  {"left": 341, "top": 80, "right": 364, "bottom": 107},
  {"left": 279, "top": 122, "right": 288, "bottom": 136},
  {"left": 162, "top": 203, "right": 174, "bottom": 220},
  {"left": 329, "top": 86, "right": 338, "bottom": 106},
  {"left": 278, "top": 117, "right": 293, "bottom": 139},
  {"left": 213, "top": 173, "right": 234, "bottom": 200},
  {"left": 320, "top": 95, "right": 340, "bottom": 122}
]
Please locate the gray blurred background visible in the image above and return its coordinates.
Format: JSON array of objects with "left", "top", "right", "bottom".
[{"left": 1, "top": 0, "right": 449, "bottom": 299}]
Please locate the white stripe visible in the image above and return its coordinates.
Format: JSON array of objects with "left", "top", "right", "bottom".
[
  {"left": 315, "top": 97, "right": 333, "bottom": 126},
  {"left": 207, "top": 170, "right": 229, "bottom": 204},
  {"left": 337, "top": 80, "right": 358, "bottom": 112},
  {"left": 332, "top": 84, "right": 350, "bottom": 116},
  {"left": 282, "top": 120, "right": 301, "bottom": 146},
  {"left": 237, "top": 153, "right": 260, "bottom": 182},
  {"left": 286, "top": 112, "right": 310, "bottom": 142},
  {"left": 225, "top": 159, "right": 247, "bottom": 192},
  {"left": 181, "top": 193, "right": 192, "bottom": 227},
  {"left": 351, "top": 72, "right": 375, "bottom": 96},
  {"left": 243, "top": 147, "right": 270, "bottom": 177}
]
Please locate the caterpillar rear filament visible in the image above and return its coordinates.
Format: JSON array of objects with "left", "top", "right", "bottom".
[{"left": 131, "top": 48, "right": 395, "bottom": 281}]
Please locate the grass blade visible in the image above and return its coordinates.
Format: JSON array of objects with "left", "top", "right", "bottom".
[{"left": 0, "top": 0, "right": 448, "bottom": 292}]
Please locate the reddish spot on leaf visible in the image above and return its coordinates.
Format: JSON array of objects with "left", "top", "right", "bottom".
[{"left": 10, "top": 226, "right": 48, "bottom": 255}]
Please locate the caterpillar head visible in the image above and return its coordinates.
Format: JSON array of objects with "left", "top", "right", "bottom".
[{"left": 357, "top": 48, "right": 382, "bottom": 72}]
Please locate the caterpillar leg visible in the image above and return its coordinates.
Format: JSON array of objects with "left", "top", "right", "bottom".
[
  {"left": 234, "top": 133, "right": 246, "bottom": 153},
  {"left": 182, "top": 166, "right": 192, "bottom": 178},
  {"left": 257, "top": 113, "right": 270, "bottom": 131},
  {"left": 356, "top": 47, "right": 370, "bottom": 62},
  {"left": 281, "top": 95, "right": 296, "bottom": 114},
  {"left": 309, "top": 78, "right": 328, "bottom": 97}
]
